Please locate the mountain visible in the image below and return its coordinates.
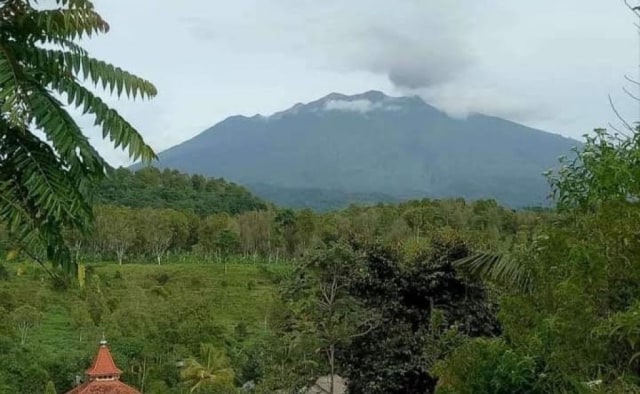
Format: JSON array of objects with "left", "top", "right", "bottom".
[{"left": 140, "top": 91, "right": 580, "bottom": 209}]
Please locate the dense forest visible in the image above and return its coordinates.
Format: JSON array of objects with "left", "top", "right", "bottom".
[
  {"left": 0, "top": 190, "right": 544, "bottom": 393},
  {"left": 0, "top": 186, "right": 544, "bottom": 267},
  {"left": 95, "top": 167, "right": 268, "bottom": 216},
  {"left": 4, "top": 127, "right": 640, "bottom": 393}
]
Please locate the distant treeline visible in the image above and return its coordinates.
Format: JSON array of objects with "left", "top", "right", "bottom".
[
  {"left": 0, "top": 196, "right": 550, "bottom": 265},
  {"left": 94, "top": 167, "right": 268, "bottom": 216}
]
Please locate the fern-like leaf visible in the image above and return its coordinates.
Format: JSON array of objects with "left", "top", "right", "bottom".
[{"left": 0, "top": 0, "right": 157, "bottom": 276}]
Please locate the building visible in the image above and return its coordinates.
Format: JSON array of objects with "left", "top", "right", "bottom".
[{"left": 66, "top": 339, "right": 140, "bottom": 394}]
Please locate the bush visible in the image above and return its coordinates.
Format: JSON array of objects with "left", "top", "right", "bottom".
[
  {"left": 433, "top": 338, "right": 540, "bottom": 394},
  {"left": 0, "top": 265, "right": 9, "bottom": 281},
  {"left": 156, "top": 272, "right": 170, "bottom": 286}
]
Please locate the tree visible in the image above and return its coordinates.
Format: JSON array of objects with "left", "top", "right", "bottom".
[
  {"left": 181, "top": 343, "right": 234, "bottom": 393},
  {"left": 342, "top": 237, "right": 499, "bottom": 394},
  {"left": 295, "top": 209, "right": 317, "bottom": 252},
  {"left": 236, "top": 210, "right": 274, "bottom": 258},
  {"left": 44, "top": 380, "right": 57, "bottom": 394},
  {"left": 95, "top": 206, "right": 136, "bottom": 264},
  {"left": 198, "top": 214, "right": 231, "bottom": 259},
  {"left": 214, "top": 230, "right": 240, "bottom": 258},
  {"left": 69, "top": 301, "right": 93, "bottom": 342},
  {"left": 438, "top": 127, "right": 640, "bottom": 392},
  {"left": 275, "top": 209, "right": 298, "bottom": 257},
  {"left": 137, "top": 209, "right": 174, "bottom": 264},
  {"left": 0, "top": 0, "right": 156, "bottom": 275},
  {"left": 547, "top": 128, "right": 637, "bottom": 211},
  {"left": 402, "top": 207, "right": 430, "bottom": 242},
  {"left": 11, "top": 305, "right": 42, "bottom": 345},
  {"left": 284, "top": 244, "right": 375, "bottom": 394}
]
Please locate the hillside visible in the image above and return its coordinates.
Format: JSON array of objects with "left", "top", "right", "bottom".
[
  {"left": 0, "top": 262, "right": 286, "bottom": 393},
  {"left": 95, "top": 167, "right": 267, "bottom": 216},
  {"left": 248, "top": 183, "right": 400, "bottom": 211},
  {"left": 140, "top": 90, "right": 580, "bottom": 209}
]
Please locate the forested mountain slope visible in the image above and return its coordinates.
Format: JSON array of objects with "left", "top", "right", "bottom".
[{"left": 142, "top": 90, "right": 580, "bottom": 208}]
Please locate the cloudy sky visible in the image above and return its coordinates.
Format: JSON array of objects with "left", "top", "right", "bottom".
[{"left": 82, "top": 0, "right": 640, "bottom": 166}]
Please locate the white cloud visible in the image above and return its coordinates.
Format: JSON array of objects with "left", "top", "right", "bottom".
[
  {"left": 324, "top": 99, "right": 403, "bottom": 113},
  {"left": 324, "top": 99, "right": 374, "bottom": 113}
]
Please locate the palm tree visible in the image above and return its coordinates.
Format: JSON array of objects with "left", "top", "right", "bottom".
[
  {"left": 180, "top": 344, "right": 235, "bottom": 393},
  {"left": 0, "top": 0, "right": 156, "bottom": 275}
]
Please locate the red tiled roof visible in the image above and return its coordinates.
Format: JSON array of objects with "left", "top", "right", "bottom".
[
  {"left": 66, "top": 380, "right": 141, "bottom": 394},
  {"left": 86, "top": 344, "right": 122, "bottom": 378},
  {"left": 65, "top": 341, "right": 140, "bottom": 394}
]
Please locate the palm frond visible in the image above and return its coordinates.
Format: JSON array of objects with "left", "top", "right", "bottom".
[{"left": 453, "top": 252, "right": 533, "bottom": 293}]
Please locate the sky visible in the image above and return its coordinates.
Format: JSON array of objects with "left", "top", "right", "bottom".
[{"left": 80, "top": 0, "right": 640, "bottom": 166}]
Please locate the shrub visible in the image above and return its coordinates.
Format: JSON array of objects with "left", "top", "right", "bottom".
[{"left": 433, "top": 338, "right": 540, "bottom": 394}]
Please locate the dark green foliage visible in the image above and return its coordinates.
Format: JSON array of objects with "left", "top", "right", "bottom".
[
  {"left": 275, "top": 209, "right": 298, "bottom": 255},
  {"left": 214, "top": 230, "right": 241, "bottom": 256},
  {"left": 341, "top": 237, "right": 499, "bottom": 394},
  {"left": 95, "top": 167, "right": 267, "bottom": 216},
  {"left": 433, "top": 127, "right": 640, "bottom": 393},
  {"left": 548, "top": 128, "right": 640, "bottom": 211},
  {"left": 0, "top": 264, "right": 9, "bottom": 281},
  {"left": 248, "top": 183, "right": 400, "bottom": 211},
  {"left": 433, "top": 339, "right": 540, "bottom": 394}
]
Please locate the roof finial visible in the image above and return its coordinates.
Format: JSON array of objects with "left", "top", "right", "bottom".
[{"left": 100, "top": 331, "right": 107, "bottom": 346}]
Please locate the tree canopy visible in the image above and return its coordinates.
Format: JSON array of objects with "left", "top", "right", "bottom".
[{"left": 95, "top": 167, "right": 267, "bottom": 216}]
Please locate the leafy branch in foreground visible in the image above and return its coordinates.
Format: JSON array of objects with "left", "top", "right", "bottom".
[{"left": 0, "top": 0, "right": 157, "bottom": 276}]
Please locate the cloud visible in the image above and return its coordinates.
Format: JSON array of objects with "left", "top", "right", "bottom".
[
  {"left": 180, "top": 1, "right": 560, "bottom": 122},
  {"left": 338, "top": 17, "right": 474, "bottom": 90},
  {"left": 184, "top": 1, "right": 476, "bottom": 91},
  {"left": 416, "top": 84, "right": 555, "bottom": 122},
  {"left": 324, "top": 98, "right": 403, "bottom": 113},
  {"left": 325, "top": 99, "right": 374, "bottom": 113}
]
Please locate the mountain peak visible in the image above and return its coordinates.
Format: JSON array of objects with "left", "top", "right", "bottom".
[
  {"left": 321, "top": 90, "right": 389, "bottom": 103},
  {"left": 356, "top": 90, "right": 388, "bottom": 101},
  {"left": 149, "top": 89, "right": 580, "bottom": 209},
  {"left": 271, "top": 91, "right": 400, "bottom": 119}
]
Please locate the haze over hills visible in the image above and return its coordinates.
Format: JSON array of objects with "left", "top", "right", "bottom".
[{"left": 139, "top": 91, "right": 580, "bottom": 209}]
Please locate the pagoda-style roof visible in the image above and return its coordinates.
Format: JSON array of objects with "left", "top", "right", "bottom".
[
  {"left": 66, "top": 339, "right": 140, "bottom": 394},
  {"left": 85, "top": 341, "right": 123, "bottom": 378}
]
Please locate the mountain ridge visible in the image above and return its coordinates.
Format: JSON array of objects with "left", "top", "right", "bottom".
[{"left": 135, "top": 91, "right": 580, "bottom": 209}]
